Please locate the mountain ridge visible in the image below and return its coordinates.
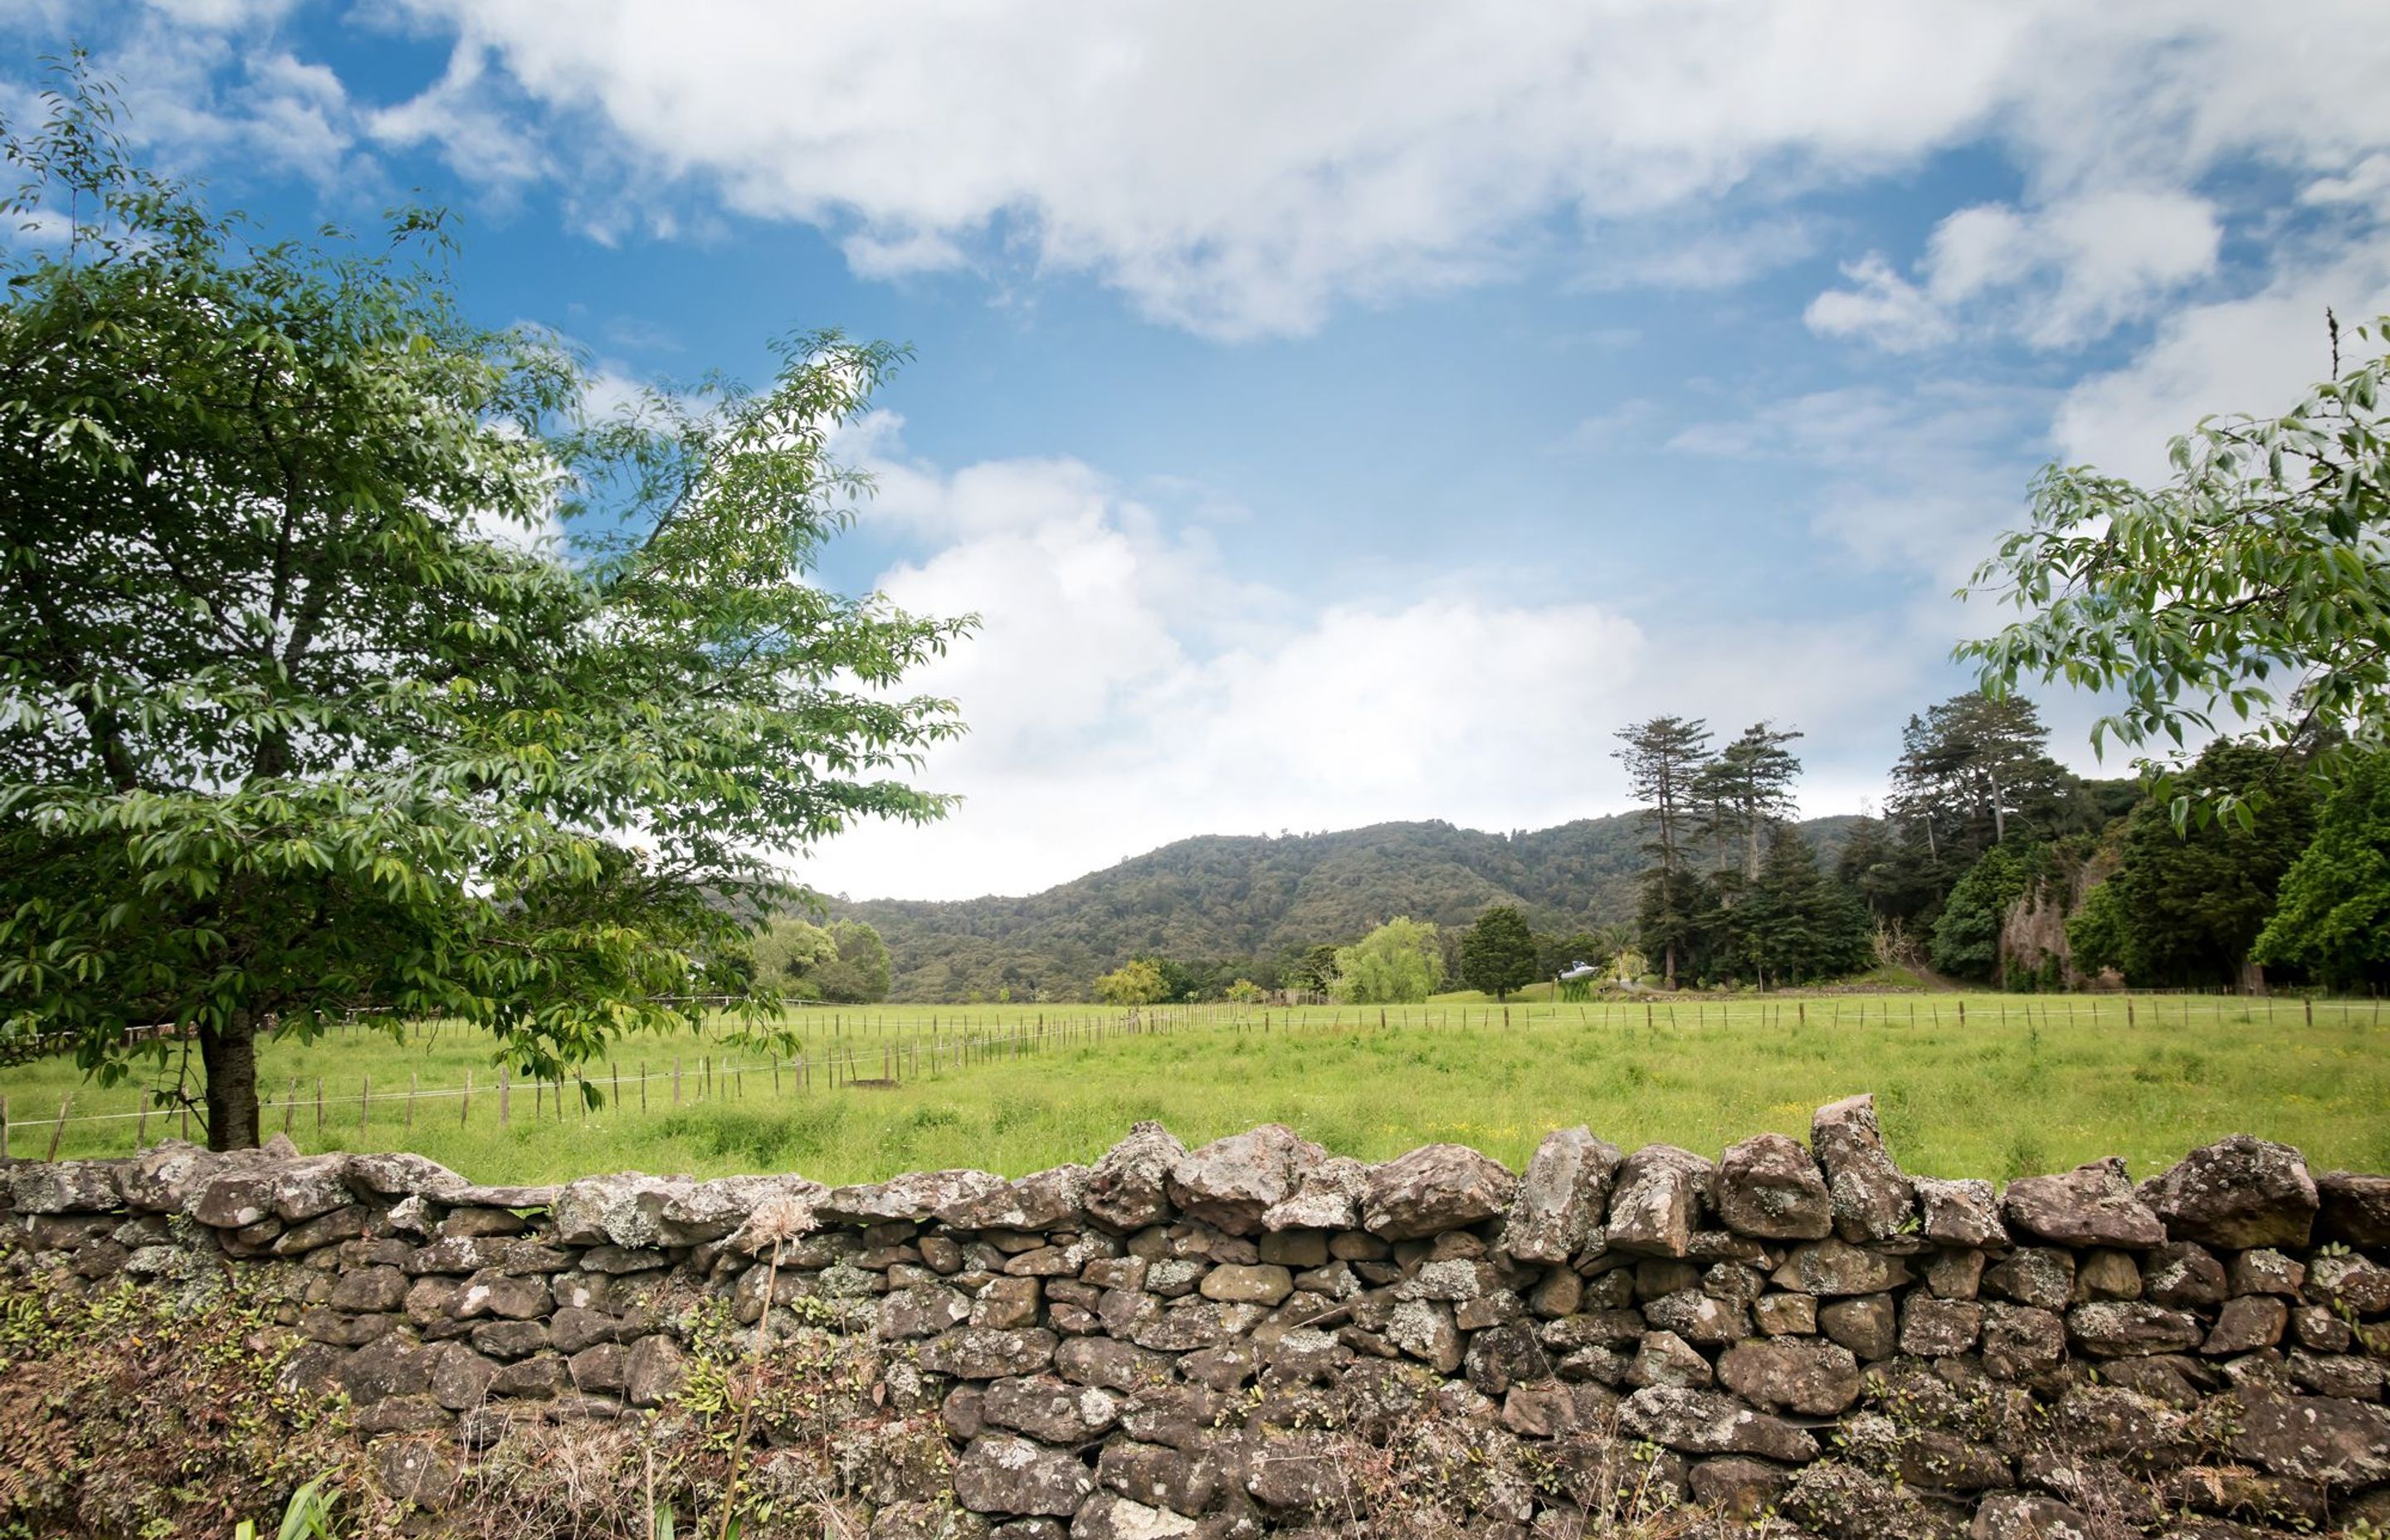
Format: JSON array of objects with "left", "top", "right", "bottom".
[{"left": 832, "top": 811, "right": 1861, "bottom": 1002}]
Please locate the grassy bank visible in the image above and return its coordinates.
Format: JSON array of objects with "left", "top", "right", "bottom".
[{"left": 2, "top": 994, "right": 2383, "bottom": 1187}]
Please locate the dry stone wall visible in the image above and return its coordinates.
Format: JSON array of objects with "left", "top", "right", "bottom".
[{"left": 7, "top": 1096, "right": 2390, "bottom": 1538}]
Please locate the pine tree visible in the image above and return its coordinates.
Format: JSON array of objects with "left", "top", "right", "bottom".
[
  {"left": 1740, "top": 826, "right": 1873, "bottom": 987},
  {"left": 1460, "top": 905, "right": 1538, "bottom": 1000},
  {"left": 1614, "top": 716, "right": 1713, "bottom": 987}
]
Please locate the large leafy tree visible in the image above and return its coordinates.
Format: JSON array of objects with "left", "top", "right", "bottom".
[
  {"left": 0, "top": 71, "right": 968, "bottom": 1148},
  {"left": 2252, "top": 750, "right": 2390, "bottom": 989},
  {"left": 2071, "top": 740, "right": 2316, "bottom": 989},
  {"left": 1963, "top": 313, "right": 2390, "bottom": 821},
  {"left": 1459, "top": 904, "right": 1537, "bottom": 1001},
  {"left": 1332, "top": 917, "right": 1444, "bottom": 1004}
]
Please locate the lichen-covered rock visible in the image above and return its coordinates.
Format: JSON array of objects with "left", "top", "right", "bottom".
[
  {"left": 345, "top": 1151, "right": 471, "bottom": 1201},
  {"left": 1165, "top": 1124, "right": 1325, "bottom": 1235},
  {"left": 1068, "top": 1492, "right": 1195, "bottom": 1539},
  {"left": 1912, "top": 1175, "right": 2007, "bottom": 1247},
  {"left": 2139, "top": 1135, "right": 2318, "bottom": 1250},
  {"left": 2066, "top": 1300, "right": 2203, "bottom": 1357},
  {"left": 943, "top": 1165, "right": 1093, "bottom": 1232},
  {"left": 2202, "top": 1294, "right": 2287, "bottom": 1355},
  {"left": 954, "top": 1434, "right": 1095, "bottom": 1517},
  {"left": 981, "top": 1374, "right": 1120, "bottom": 1443},
  {"left": 1243, "top": 1427, "right": 1346, "bottom": 1511},
  {"left": 8, "top": 1158, "right": 124, "bottom": 1215},
  {"left": 2314, "top": 1169, "right": 2390, "bottom": 1246},
  {"left": 658, "top": 1172, "right": 824, "bottom": 1245},
  {"left": 922, "top": 1328, "right": 1063, "bottom": 1381},
  {"left": 1715, "top": 1336, "right": 1862, "bottom": 1416},
  {"left": 1810, "top": 1094, "right": 1916, "bottom": 1243},
  {"left": 1769, "top": 1238, "right": 1913, "bottom": 1297},
  {"left": 550, "top": 1172, "right": 690, "bottom": 1248},
  {"left": 881, "top": 1284, "right": 974, "bottom": 1341},
  {"left": 1360, "top": 1143, "right": 1517, "bottom": 1240},
  {"left": 2002, "top": 1157, "right": 2164, "bottom": 1248},
  {"left": 116, "top": 1143, "right": 239, "bottom": 1212},
  {"left": 1604, "top": 1144, "right": 1714, "bottom": 1257},
  {"left": 624, "top": 1333, "right": 685, "bottom": 1407},
  {"left": 1971, "top": 1491, "right": 2093, "bottom": 1540},
  {"left": 2144, "top": 1241, "right": 2228, "bottom": 1308},
  {"left": 2308, "top": 1250, "right": 2390, "bottom": 1314},
  {"left": 1258, "top": 1154, "right": 1366, "bottom": 1231},
  {"left": 1501, "top": 1125, "right": 1621, "bottom": 1263},
  {"left": 1616, "top": 1386, "right": 1819, "bottom": 1461},
  {"left": 2231, "top": 1394, "right": 2390, "bottom": 1487},
  {"left": 1713, "top": 1132, "right": 1832, "bottom": 1240},
  {"left": 819, "top": 1169, "right": 1007, "bottom": 1226},
  {"left": 1085, "top": 1122, "right": 1186, "bottom": 1231},
  {"left": 1980, "top": 1304, "right": 2066, "bottom": 1380}
]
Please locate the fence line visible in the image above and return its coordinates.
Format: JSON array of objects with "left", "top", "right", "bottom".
[{"left": 1, "top": 992, "right": 2378, "bottom": 1160}]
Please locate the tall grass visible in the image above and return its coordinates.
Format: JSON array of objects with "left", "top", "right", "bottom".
[{"left": 2, "top": 994, "right": 2383, "bottom": 1186}]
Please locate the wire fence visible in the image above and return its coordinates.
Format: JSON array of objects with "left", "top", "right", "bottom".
[{"left": 1, "top": 991, "right": 2378, "bottom": 1162}]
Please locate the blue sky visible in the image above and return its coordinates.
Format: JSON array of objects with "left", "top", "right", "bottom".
[{"left": 11, "top": 2, "right": 2390, "bottom": 899}]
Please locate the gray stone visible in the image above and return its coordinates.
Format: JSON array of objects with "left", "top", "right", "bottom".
[
  {"left": 1604, "top": 1143, "right": 1714, "bottom": 1257},
  {"left": 2309, "top": 1251, "right": 2390, "bottom": 1314},
  {"left": 1359, "top": 1142, "right": 1518, "bottom": 1240},
  {"left": 1085, "top": 1122, "right": 1187, "bottom": 1231},
  {"left": 1970, "top": 1492, "right": 2093, "bottom": 1540},
  {"left": 268, "top": 1156, "right": 356, "bottom": 1221},
  {"left": 1717, "top": 1336, "right": 1861, "bottom": 1415},
  {"left": 2314, "top": 1169, "right": 2390, "bottom": 1246},
  {"left": 1068, "top": 1493, "right": 1195, "bottom": 1540},
  {"left": 1501, "top": 1125, "right": 1622, "bottom": 1263},
  {"left": 1616, "top": 1386, "right": 1819, "bottom": 1462},
  {"left": 944, "top": 1165, "right": 1095, "bottom": 1231},
  {"left": 1817, "top": 1293, "right": 1897, "bottom": 1361},
  {"left": 1983, "top": 1246, "right": 2075, "bottom": 1311},
  {"left": 1768, "top": 1238, "right": 1913, "bottom": 1297},
  {"left": 2203, "top": 1294, "right": 2288, "bottom": 1355},
  {"left": 550, "top": 1172, "right": 690, "bottom": 1248},
  {"left": 922, "top": 1327, "right": 1063, "bottom": 1380},
  {"left": 983, "top": 1374, "right": 1120, "bottom": 1443},
  {"left": 2066, "top": 1300, "right": 2204, "bottom": 1357},
  {"left": 1912, "top": 1175, "right": 2007, "bottom": 1247},
  {"left": 819, "top": 1168, "right": 1007, "bottom": 1226},
  {"left": 1712, "top": 1132, "right": 1832, "bottom": 1240},
  {"left": 1242, "top": 1428, "right": 1345, "bottom": 1511},
  {"left": 1642, "top": 1287, "right": 1746, "bottom": 1346},
  {"left": 1753, "top": 1293, "right": 1817, "bottom": 1335},
  {"left": 1810, "top": 1094, "right": 1915, "bottom": 1243},
  {"left": 2231, "top": 1394, "right": 2390, "bottom": 1486},
  {"left": 1166, "top": 1124, "right": 1327, "bottom": 1235},
  {"left": 2003, "top": 1157, "right": 2164, "bottom": 1247},
  {"left": 1898, "top": 1295, "right": 1983, "bottom": 1357},
  {"left": 954, "top": 1435, "right": 1095, "bottom": 1517},
  {"left": 1980, "top": 1304, "right": 2066, "bottom": 1380},
  {"left": 624, "top": 1334, "right": 685, "bottom": 1406},
  {"left": 1260, "top": 1154, "right": 1367, "bottom": 1231},
  {"left": 345, "top": 1151, "right": 471, "bottom": 1200},
  {"left": 2227, "top": 1246, "right": 2305, "bottom": 1297},
  {"left": 2139, "top": 1135, "right": 2317, "bottom": 1250},
  {"left": 7, "top": 1157, "right": 124, "bottom": 1216},
  {"left": 116, "top": 1142, "right": 243, "bottom": 1212},
  {"left": 1198, "top": 1264, "right": 1291, "bottom": 1305},
  {"left": 2144, "top": 1241, "right": 2228, "bottom": 1308},
  {"left": 657, "top": 1173, "right": 824, "bottom": 1245},
  {"left": 330, "top": 1265, "right": 410, "bottom": 1313},
  {"left": 1626, "top": 1330, "right": 1712, "bottom": 1390},
  {"left": 881, "top": 1284, "right": 974, "bottom": 1340},
  {"left": 428, "top": 1343, "right": 497, "bottom": 1409},
  {"left": 1097, "top": 1440, "right": 1216, "bottom": 1517}
]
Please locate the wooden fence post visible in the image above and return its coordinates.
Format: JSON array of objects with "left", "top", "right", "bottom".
[
  {"left": 360, "top": 1075, "right": 370, "bottom": 1136},
  {"left": 499, "top": 1070, "right": 510, "bottom": 1129},
  {"left": 315, "top": 1079, "right": 324, "bottom": 1136},
  {"left": 285, "top": 1078, "right": 298, "bottom": 1137},
  {"left": 461, "top": 1070, "right": 472, "bottom": 1128},
  {"left": 47, "top": 1093, "right": 71, "bottom": 1160}
]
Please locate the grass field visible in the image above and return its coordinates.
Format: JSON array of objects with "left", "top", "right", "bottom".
[{"left": 2, "top": 994, "right": 2385, "bottom": 1187}]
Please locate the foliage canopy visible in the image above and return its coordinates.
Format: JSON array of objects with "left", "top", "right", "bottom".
[{"left": 0, "top": 70, "right": 968, "bottom": 1145}]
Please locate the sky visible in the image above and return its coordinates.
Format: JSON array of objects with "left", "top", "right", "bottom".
[{"left": 9, "top": 2, "right": 2390, "bottom": 900}]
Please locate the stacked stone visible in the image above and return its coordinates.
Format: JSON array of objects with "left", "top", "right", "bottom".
[{"left": 5, "top": 1104, "right": 2388, "bottom": 1538}]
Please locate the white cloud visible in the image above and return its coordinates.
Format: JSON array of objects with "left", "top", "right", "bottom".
[
  {"left": 356, "top": 0, "right": 2390, "bottom": 338},
  {"left": 1810, "top": 189, "right": 2225, "bottom": 351},
  {"left": 791, "top": 422, "right": 1938, "bottom": 900}
]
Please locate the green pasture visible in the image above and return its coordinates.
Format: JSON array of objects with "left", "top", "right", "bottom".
[{"left": 2, "top": 994, "right": 2385, "bottom": 1187}]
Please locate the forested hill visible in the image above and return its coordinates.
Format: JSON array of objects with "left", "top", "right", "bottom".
[{"left": 836, "top": 814, "right": 1859, "bottom": 1003}]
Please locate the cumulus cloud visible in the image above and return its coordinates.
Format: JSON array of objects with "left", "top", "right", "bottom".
[
  {"left": 1809, "top": 190, "right": 2225, "bottom": 351},
  {"left": 341, "top": 0, "right": 2389, "bottom": 338},
  {"left": 791, "top": 421, "right": 1936, "bottom": 900}
]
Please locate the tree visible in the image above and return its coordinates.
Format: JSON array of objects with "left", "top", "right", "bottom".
[
  {"left": 1095, "top": 959, "right": 1167, "bottom": 1006},
  {"left": 1534, "top": 929, "right": 1607, "bottom": 982},
  {"left": 1224, "top": 977, "right": 1265, "bottom": 1004},
  {"left": 1929, "top": 845, "right": 2039, "bottom": 984},
  {"left": 1888, "top": 692, "right": 2077, "bottom": 871},
  {"left": 1738, "top": 826, "right": 1873, "bottom": 987},
  {"left": 1695, "top": 722, "right": 1803, "bottom": 880},
  {"left": 2253, "top": 750, "right": 2390, "bottom": 990},
  {"left": 1614, "top": 716, "right": 1713, "bottom": 986},
  {"left": 2083, "top": 739, "right": 2316, "bottom": 989},
  {"left": 1332, "top": 918, "right": 1444, "bottom": 1004},
  {"left": 1963, "top": 313, "right": 2390, "bottom": 823},
  {"left": 0, "top": 72, "right": 970, "bottom": 1148},
  {"left": 1459, "top": 905, "right": 1537, "bottom": 1000}
]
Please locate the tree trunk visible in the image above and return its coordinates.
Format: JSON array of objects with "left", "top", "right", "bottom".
[{"left": 200, "top": 1012, "right": 262, "bottom": 1151}]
